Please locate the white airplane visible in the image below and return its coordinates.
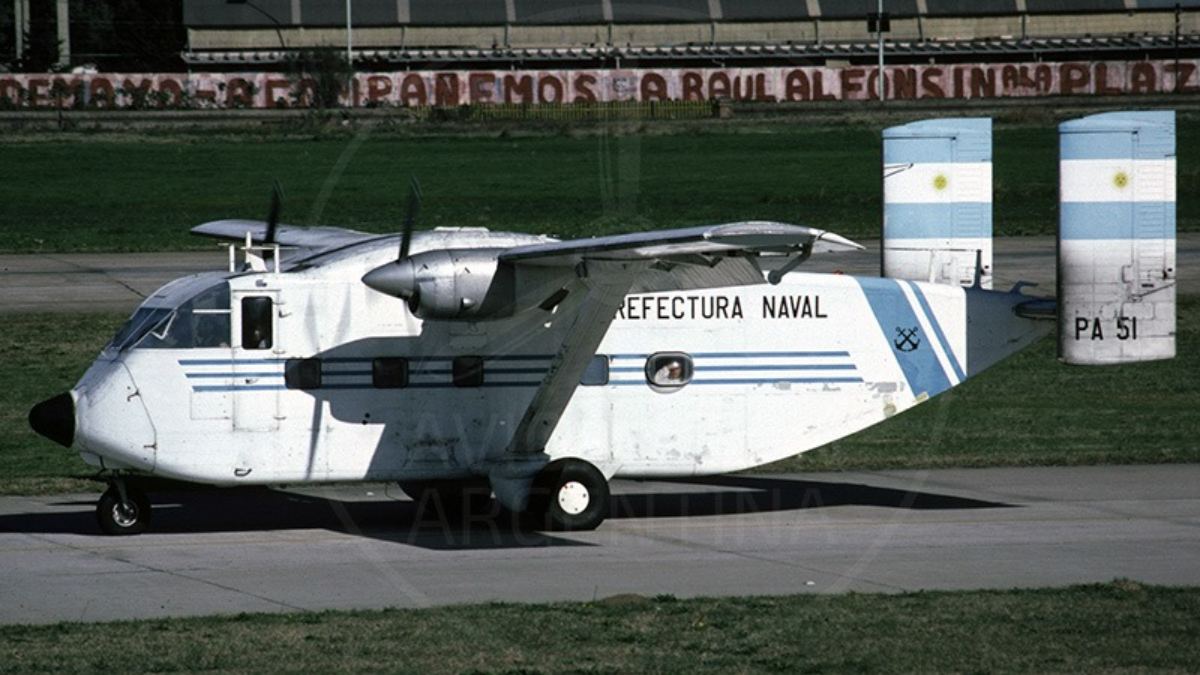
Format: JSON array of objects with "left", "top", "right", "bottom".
[{"left": 29, "top": 111, "right": 1177, "bottom": 535}]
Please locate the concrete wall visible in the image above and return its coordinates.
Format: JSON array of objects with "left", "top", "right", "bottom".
[{"left": 186, "top": 11, "right": 1200, "bottom": 52}]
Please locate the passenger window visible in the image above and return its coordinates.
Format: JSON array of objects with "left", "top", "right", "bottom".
[
  {"left": 581, "top": 355, "right": 609, "bottom": 386},
  {"left": 452, "top": 356, "right": 484, "bottom": 388},
  {"left": 646, "top": 352, "right": 693, "bottom": 389},
  {"left": 373, "top": 358, "right": 409, "bottom": 389},
  {"left": 285, "top": 358, "right": 322, "bottom": 390},
  {"left": 241, "top": 297, "right": 274, "bottom": 350}
]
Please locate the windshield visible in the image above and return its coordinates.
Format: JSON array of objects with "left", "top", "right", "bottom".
[
  {"left": 107, "top": 282, "right": 232, "bottom": 352},
  {"left": 106, "top": 307, "right": 173, "bottom": 352}
]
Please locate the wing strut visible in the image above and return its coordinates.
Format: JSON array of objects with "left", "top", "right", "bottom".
[{"left": 486, "top": 260, "right": 648, "bottom": 512}]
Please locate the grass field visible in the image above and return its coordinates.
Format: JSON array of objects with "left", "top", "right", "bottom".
[
  {"left": 2, "top": 582, "right": 1197, "bottom": 674},
  {"left": 2, "top": 111, "right": 1198, "bottom": 252}
]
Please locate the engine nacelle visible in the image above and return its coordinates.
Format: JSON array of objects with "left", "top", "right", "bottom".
[{"left": 363, "top": 249, "right": 518, "bottom": 320}]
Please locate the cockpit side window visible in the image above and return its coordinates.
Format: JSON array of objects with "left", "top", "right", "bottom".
[{"left": 241, "top": 296, "right": 274, "bottom": 350}]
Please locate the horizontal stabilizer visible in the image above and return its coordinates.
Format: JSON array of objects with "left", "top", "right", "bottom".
[
  {"left": 1058, "top": 110, "right": 1176, "bottom": 365},
  {"left": 882, "top": 118, "right": 993, "bottom": 288}
]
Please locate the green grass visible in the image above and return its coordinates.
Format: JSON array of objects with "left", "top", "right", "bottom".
[
  {"left": 0, "top": 314, "right": 123, "bottom": 494},
  {"left": 2, "top": 582, "right": 1197, "bottom": 674},
  {"left": 0, "top": 127, "right": 881, "bottom": 252},
  {"left": 2, "top": 111, "right": 1198, "bottom": 252},
  {"left": 5, "top": 297, "right": 1198, "bottom": 493},
  {"left": 784, "top": 297, "right": 1200, "bottom": 471}
]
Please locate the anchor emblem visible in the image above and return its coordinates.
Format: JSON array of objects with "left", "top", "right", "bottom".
[{"left": 894, "top": 326, "right": 921, "bottom": 352}]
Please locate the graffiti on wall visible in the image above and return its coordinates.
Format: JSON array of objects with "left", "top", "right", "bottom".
[{"left": 1, "top": 60, "right": 1196, "bottom": 109}]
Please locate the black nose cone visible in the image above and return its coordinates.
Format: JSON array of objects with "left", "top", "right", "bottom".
[{"left": 29, "top": 393, "right": 75, "bottom": 448}]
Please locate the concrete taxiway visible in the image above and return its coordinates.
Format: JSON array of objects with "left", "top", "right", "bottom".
[{"left": 1, "top": 465, "right": 1198, "bottom": 625}]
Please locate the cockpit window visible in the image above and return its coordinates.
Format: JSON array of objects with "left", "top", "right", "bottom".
[
  {"left": 131, "top": 283, "right": 232, "bottom": 351},
  {"left": 106, "top": 308, "right": 172, "bottom": 352}
]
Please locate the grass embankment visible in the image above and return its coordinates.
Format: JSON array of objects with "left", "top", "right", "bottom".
[
  {"left": 5, "top": 297, "right": 1198, "bottom": 494},
  {"left": 2, "top": 112, "right": 1198, "bottom": 252},
  {"left": 2, "top": 582, "right": 1197, "bottom": 674}
]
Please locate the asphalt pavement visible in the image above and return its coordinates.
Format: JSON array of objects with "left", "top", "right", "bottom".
[{"left": 1, "top": 465, "right": 1197, "bottom": 625}]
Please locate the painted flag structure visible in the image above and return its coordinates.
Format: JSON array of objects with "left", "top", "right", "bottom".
[
  {"left": 882, "top": 117, "right": 993, "bottom": 289},
  {"left": 1058, "top": 110, "right": 1176, "bottom": 365}
]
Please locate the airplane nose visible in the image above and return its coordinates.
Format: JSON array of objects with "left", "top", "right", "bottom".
[{"left": 29, "top": 393, "right": 76, "bottom": 448}]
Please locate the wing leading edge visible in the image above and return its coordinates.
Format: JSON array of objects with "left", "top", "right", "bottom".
[
  {"left": 501, "top": 220, "right": 862, "bottom": 266},
  {"left": 503, "top": 220, "right": 863, "bottom": 295}
]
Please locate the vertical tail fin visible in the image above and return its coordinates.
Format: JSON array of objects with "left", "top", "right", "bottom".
[
  {"left": 882, "top": 118, "right": 993, "bottom": 289},
  {"left": 1058, "top": 110, "right": 1176, "bottom": 365}
]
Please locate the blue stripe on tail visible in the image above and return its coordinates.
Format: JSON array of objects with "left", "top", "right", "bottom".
[{"left": 856, "top": 277, "right": 953, "bottom": 399}]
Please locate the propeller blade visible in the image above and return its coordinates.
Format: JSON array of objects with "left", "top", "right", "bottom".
[
  {"left": 399, "top": 176, "right": 421, "bottom": 261},
  {"left": 265, "top": 179, "right": 283, "bottom": 245}
]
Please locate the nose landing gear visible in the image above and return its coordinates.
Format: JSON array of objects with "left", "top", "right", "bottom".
[{"left": 96, "top": 479, "right": 152, "bottom": 536}]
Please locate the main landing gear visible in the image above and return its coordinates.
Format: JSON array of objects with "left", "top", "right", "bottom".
[
  {"left": 529, "top": 458, "right": 611, "bottom": 532},
  {"left": 96, "top": 479, "right": 152, "bottom": 536},
  {"left": 407, "top": 458, "right": 613, "bottom": 531}
]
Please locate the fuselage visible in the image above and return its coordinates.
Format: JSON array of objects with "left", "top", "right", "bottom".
[{"left": 36, "top": 229, "right": 1052, "bottom": 487}]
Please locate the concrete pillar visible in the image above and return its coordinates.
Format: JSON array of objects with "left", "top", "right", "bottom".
[
  {"left": 57, "top": 0, "right": 70, "bottom": 68},
  {"left": 14, "top": 0, "right": 29, "bottom": 63}
]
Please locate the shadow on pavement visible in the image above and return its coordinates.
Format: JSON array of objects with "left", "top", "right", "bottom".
[{"left": 1, "top": 475, "right": 1010, "bottom": 549}]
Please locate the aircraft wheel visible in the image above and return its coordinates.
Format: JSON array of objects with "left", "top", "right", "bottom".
[
  {"left": 96, "top": 485, "right": 152, "bottom": 536},
  {"left": 532, "top": 458, "right": 610, "bottom": 532}
]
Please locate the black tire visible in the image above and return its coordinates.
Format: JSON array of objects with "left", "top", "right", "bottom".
[
  {"left": 96, "top": 486, "right": 152, "bottom": 536},
  {"left": 531, "top": 459, "right": 610, "bottom": 531}
]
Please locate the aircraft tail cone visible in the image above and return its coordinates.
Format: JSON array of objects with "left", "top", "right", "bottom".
[{"left": 29, "top": 392, "right": 76, "bottom": 448}]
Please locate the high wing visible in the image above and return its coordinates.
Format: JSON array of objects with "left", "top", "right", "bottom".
[
  {"left": 500, "top": 220, "right": 862, "bottom": 293},
  {"left": 503, "top": 220, "right": 862, "bottom": 294},
  {"left": 501, "top": 221, "right": 861, "bottom": 263},
  {"left": 191, "top": 219, "right": 377, "bottom": 253}
]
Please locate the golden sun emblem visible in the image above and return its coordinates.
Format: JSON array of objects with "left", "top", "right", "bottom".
[
  {"left": 933, "top": 174, "right": 949, "bottom": 191},
  {"left": 1114, "top": 171, "right": 1130, "bottom": 189}
]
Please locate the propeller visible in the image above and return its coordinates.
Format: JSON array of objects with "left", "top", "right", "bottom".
[
  {"left": 399, "top": 175, "right": 421, "bottom": 261},
  {"left": 264, "top": 179, "right": 284, "bottom": 245},
  {"left": 362, "top": 176, "right": 423, "bottom": 306}
]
